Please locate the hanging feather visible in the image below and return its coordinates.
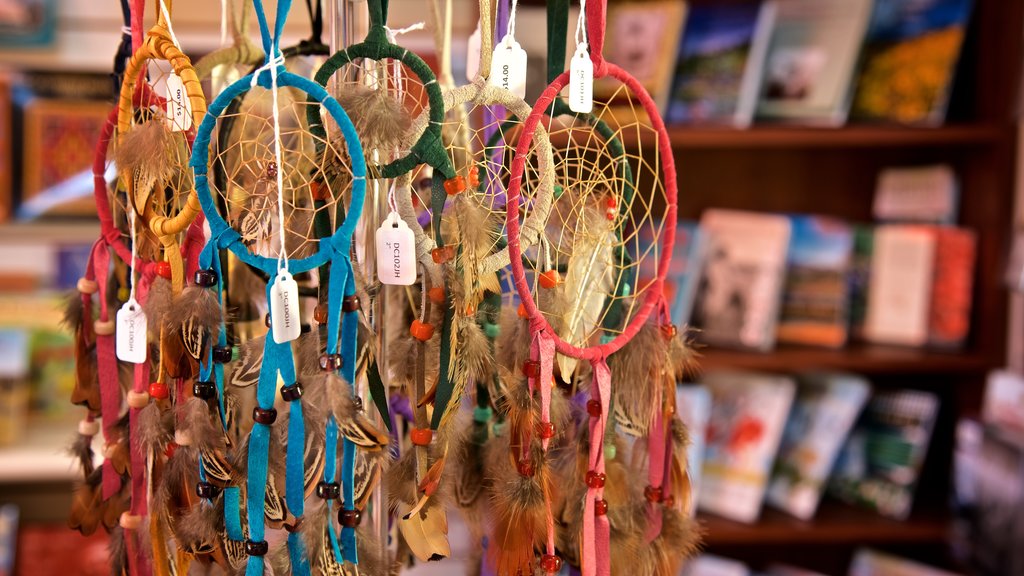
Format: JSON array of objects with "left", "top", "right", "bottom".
[
  {"left": 68, "top": 431, "right": 96, "bottom": 477},
  {"left": 332, "top": 84, "right": 412, "bottom": 153},
  {"left": 229, "top": 334, "right": 263, "bottom": 389},
  {"left": 142, "top": 277, "right": 173, "bottom": 337},
  {"left": 175, "top": 499, "right": 221, "bottom": 556},
  {"left": 609, "top": 323, "right": 666, "bottom": 435},
  {"left": 114, "top": 119, "right": 177, "bottom": 214},
  {"left": 483, "top": 437, "right": 549, "bottom": 575}
]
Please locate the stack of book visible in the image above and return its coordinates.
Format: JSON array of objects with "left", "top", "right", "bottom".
[
  {"left": 598, "top": 0, "right": 974, "bottom": 127},
  {"left": 658, "top": 164, "right": 976, "bottom": 354},
  {"left": 683, "top": 549, "right": 965, "bottom": 576}
]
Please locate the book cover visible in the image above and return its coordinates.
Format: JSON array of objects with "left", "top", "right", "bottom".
[
  {"left": 829, "top": 390, "right": 940, "bottom": 520},
  {"left": 873, "top": 165, "right": 959, "bottom": 224},
  {"left": 864, "top": 225, "right": 936, "bottom": 346},
  {"left": 693, "top": 209, "right": 791, "bottom": 351},
  {"left": 666, "top": 2, "right": 776, "bottom": 127},
  {"left": 777, "top": 215, "right": 854, "bottom": 348},
  {"left": 683, "top": 555, "right": 752, "bottom": 576},
  {"left": 849, "top": 548, "right": 963, "bottom": 576},
  {"left": 599, "top": 0, "right": 687, "bottom": 114},
  {"left": 848, "top": 225, "right": 874, "bottom": 341},
  {"left": 676, "top": 383, "right": 712, "bottom": 517},
  {"left": 699, "top": 371, "right": 796, "bottom": 523},
  {"left": 756, "top": 0, "right": 874, "bottom": 125},
  {"left": 928, "top": 227, "right": 976, "bottom": 349},
  {"left": 852, "top": 0, "right": 974, "bottom": 125},
  {"left": 767, "top": 373, "right": 871, "bottom": 519}
]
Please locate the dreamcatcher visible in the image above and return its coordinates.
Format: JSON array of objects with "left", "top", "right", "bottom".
[
  {"left": 193, "top": 0, "right": 264, "bottom": 96},
  {"left": 189, "top": 0, "right": 380, "bottom": 572},
  {"left": 503, "top": 0, "right": 696, "bottom": 574}
]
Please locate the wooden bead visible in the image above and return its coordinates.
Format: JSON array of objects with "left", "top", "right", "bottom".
[
  {"left": 444, "top": 175, "right": 466, "bottom": 196},
  {"left": 539, "top": 269, "right": 561, "bottom": 289},
  {"left": 516, "top": 459, "right": 535, "bottom": 478},
  {"left": 585, "top": 471, "right": 606, "bottom": 489},
  {"left": 338, "top": 508, "right": 362, "bottom": 528},
  {"left": 644, "top": 485, "right": 663, "bottom": 503},
  {"left": 594, "top": 498, "right": 609, "bottom": 516},
  {"left": 342, "top": 295, "right": 360, "bottom": 312},
  {"left": 428, "top": 287, "right": 446, "bottom": 304},
  {"left": 522, "top": 360, "right": 541, "bottom": 379},
  {"left": 212, "top": 346, "right": 233, "bottom": 364},
  {"left": 316, "top": 481, "right": 340, "bottom": 500},
  {"left": 244, "top": 539, "right": 269, "bottom": 556},
  {"left": 155, "top": 261, "right": 172, "bottom": 280},
  {"left": 410, "top": 320, "right": 434, "bottom": 342},
  {"left": 280, "top": 382, "right": 303, "bottom": 402},
  {"left": 410, "top": 428, "right": 432, "bottom": 446},
  {"left": 149, "top": 381, "right": 169, "bottom": 400},
  {"left": 77, "top": 277, "right": 98, "bottom": 294},
  {"left": 78, "top": 419, "right": 100, "bottom": 436},
  {"left": 586, "top": 400, "right": 602, "bottom": 417},
  {"left": 93, "top": 319, "right": 115, "bottom": 336},
  {"left": 119, "top": 513, "right": 142, "bottom": 530},
  {"left": 193, "top": 380, "right": 216, "bottom": 400},
  {"left": 252, "top": 406, "right": 278, "bottom": 425},
  {"left": 126, "top": 391, "right": 150, "bottom": 409},
  {"left": 313, "top": 304, "right": 328, "bottom": 324},
  {"left": 540, "top": 554, "right": 563, "bottom": 573},
  {"left": 536, "top": 421, "right": 556, "bottom": 440},
  {"left": 194, "top": 269, "right": 217, "bottom": 287},
  {"left": 195, "top": 481, "right": 220, "bottom": 499},
  {"left": 319, "top": 353, "right": 343, "bottom": 372}
]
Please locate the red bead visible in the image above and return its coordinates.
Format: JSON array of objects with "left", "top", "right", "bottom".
[
  {"left": 410, "top": 319, "right": 435, "bottom": 342},
  {"left": 537, "top": 421, "right": 556, "bottom": 440},
  {"left": 660, "top": 323, "right": 678, "bottom": 339},
  {"left": 586, "top": 400, "right": 602, "bottom": 417},
  {"left": 594, "top": 498, "right": 609, "bottom": 516},
  {"left": 410, "top": 428, "right": 433, "bottom": 446},
  {"left": 645, "top": 485, "right": 664, "bottom": 503},
  {"left": 605, "top": 196, "right": 618, "bottom": 209},
  {"left": 431, "top": 246, "right": 454, "bottom": 264},
  {"left": 606, "top": 208, "right": 617, "bottom": 221},
  {"left": 539, "top": 269, "right": 561, "bottom": 289},
  {"left": 540, "top": 554, "right": 563, "bottom": 573},
  {"left": 342, "top": 295, "right": 360, "bottom": 312},
  {"left": 467, "top": 165, "right": 480, "bottom": 188},
  {"left": 428, "top": 287, "right": 446, "bottom": 304},
  {"left": 585, "top": 470, "right": 606, "bottom": 489},
  {"left": 522, "top": 360, "right": 541, "bottom": 379},
  {"left": 444, "top": 175, "right": 466, "bottom": 196},
  {"left": 517, "top": 303, "right": 529, "bottom": 318},
  {"left": 313, "top": 304, "right": 328, "bottom": 324},
  {"left": 164, "top": 442, "right": 177, "bottom": 459},
  {"left": 149, "top": 381, "right": 169, "bottom": 400},
  {"left": 155, "top": 261, "right": 172, "bottom": 280},
  {"left": 516, "top": 459, "right": 535, "bottom": 478}
]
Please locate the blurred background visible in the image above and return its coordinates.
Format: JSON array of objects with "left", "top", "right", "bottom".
[{"left": 0, "top": 0, "right": 1023, "bottom": 574}]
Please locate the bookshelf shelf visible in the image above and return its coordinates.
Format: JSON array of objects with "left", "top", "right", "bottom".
[
  {"left": 697, "top": 344, "right": 993, "bottom": 375},
  {"left": 701, "top": 502, "right": 950, "bottom": 546},
  {"left": 662, "top": 124, "right": 1004, "bottom": 149}
]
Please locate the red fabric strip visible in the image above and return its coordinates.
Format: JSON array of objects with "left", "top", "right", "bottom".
[{"left": 582, "top": 358, "right": 611, "bottom": 576}]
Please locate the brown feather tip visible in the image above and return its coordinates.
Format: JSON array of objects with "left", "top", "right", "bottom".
[
  {"left": 167, "top": 285, "right": 223, "bottom": 334},
  {"left": 114, "top": 119, "right": 177, "bottom": 193},
  {"left": 142, "top": 277, "right": 173, "bottom": 334},
  {"left": 332, "top": 84, "right": 412, "bottom": 152}
]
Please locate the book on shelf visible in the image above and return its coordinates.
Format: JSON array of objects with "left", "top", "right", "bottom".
[
  {"left": 699, "top": 371, "right": 796, "bottom": 523},
  {"left": 767, "top": 373, "right": 870, "bottom": 520},
  {"left": 676, "top": 383, "right": 711, "bottom": 517},
  {"left": 873, "top": 165, "right": 959, "bottom": 224},
  {"left": 851, "top": 0, "right": 974, "bottom": 126},
  {"left": 849, "top": 548, "right": 963, "bottom": 576},
  {"left": 755, "top": 0, "right": 874, "bottom": 126},
  {"left": 863, "top": 225, "right": 936, "bottom": 346},
  {"left": 693, "top": 209, "right": 791, "bottom": 351},
  {"left": 847, "top": 225, "right": 874, "bottom": 342},
  {"left": 666, "top": 1, "right": 776, "bottom": 127},
  {"left": 683, "top": 555, "right": 751, "bottom": 576},
  {"left": 981, "top": 370, "right": 1024, "bottom": 437},
  {"left": 669, "top": 220, "right": 705, "bottom": 328},
  {"left": 829, "top": 389, "right": 940, "bottom": 520},
  {"left": 927, "top": 226, "right": 975, "bottom": 348},
  {"left": 599, "top": 0, "right": 687, "bottom": 114},
  {"left": 776, "top": 215, "right": 854, "bottom": 349}
]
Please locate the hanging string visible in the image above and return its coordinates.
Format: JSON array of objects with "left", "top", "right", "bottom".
[
  {"left": 251, "top": 51, "right": 290, "bottom": 272},
  {"left": 574, "top": 0, "right": 587, "bottom": 51},
  {"left": 158, "top": 0, "right": 183, "bottom": 50},
  {"left": 127, "top": 205, "right": 138, "bottom": 303},
  {"left": 383, "top": 22, "right": 425, "bottom": 102},
  {"left": 220, "top": 0, "right": 229, "bottom": 47},
  {"left": 506, "top": 0, "right": 519, "bottom": 40}
]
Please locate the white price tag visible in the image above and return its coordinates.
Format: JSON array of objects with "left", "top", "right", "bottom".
[
  {"left": 376, "top": 211, "right": 417, "bottom": 286},
  {"left": 116, "top": 298, "right": 148, "bottom": 363},
  {"left": 165, "top": 72, "right": 192, "bottom": 132},
  {"left": 465, "top": 24, "right": 482, "bottom": 82},
  {"left": 269, "top": 270, "right": 301, "bottom": 343},
  {"left": 569, "top": 46, "right": 594, "bottom": 114},
  {"left": 489, "top": 34, "right": 528, "bottom": 99}
]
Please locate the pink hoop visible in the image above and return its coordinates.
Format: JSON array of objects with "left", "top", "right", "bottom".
[{"left": 505, "top": 63, "right": 677, "bottom": 361}]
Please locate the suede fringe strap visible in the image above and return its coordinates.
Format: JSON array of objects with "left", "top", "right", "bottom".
[
  {"left": 528, "top": 324, "right": 556, "bottom": 556},
  {"left": 89, "top": 239, "right": 124, "bottom": 500},
  {"left": 582, "top": 358, "right": 611, "bottom": 576}
]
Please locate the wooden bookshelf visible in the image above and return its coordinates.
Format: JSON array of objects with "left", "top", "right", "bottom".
[
  {"left": 697, "top": 344, "right": 994, "bottom": 376},
  {"left": 701, "top": 502, "right": 950, "bottom": 547}
]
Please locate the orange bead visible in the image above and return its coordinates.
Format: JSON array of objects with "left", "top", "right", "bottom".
[
  {"left": 155, "top": 261, "right": 172, "bottom": 280},
  {"left": 467, "top": 165, "right": 480, "bottom": 188},
  {"left": 517, "top": 303, "right": 529, "bottom": 318},
  {"left": 539, "top": 269, "right": 561, "bottom": 289},
  {"left": 444, "top": 175, "right": 466, "bottom": 196},
  {"left": 410, "top": 319, "right": 434, "bottom": 342},
  {"left": 313, "top": 304, "right": 328, "bottom": 324},
  {"left": 428, "top": 287, "right": 446, "bottom": 304},
  {"left": 431, "top": 246, "right": 454, "bottom": 264},
  {"left": 410, "top": 428, "right": 432, "bottom": 446}
]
